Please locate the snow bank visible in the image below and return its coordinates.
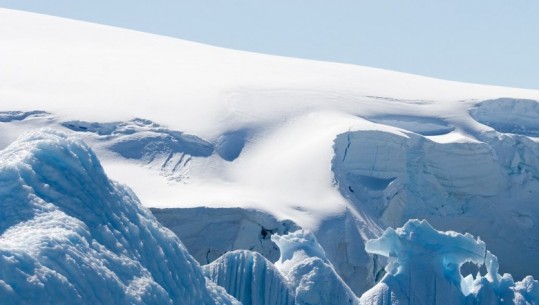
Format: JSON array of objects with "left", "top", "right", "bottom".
[
  {"left": 0, "top": 129, "right": 238, "bottom": 304},
  {"left": 360, "top": 219, "right": 539, "bottom": 305}
]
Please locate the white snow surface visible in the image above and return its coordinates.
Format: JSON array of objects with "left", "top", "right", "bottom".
[
  {"left": 2, "top": 7, "right": 539, "bottom": 298},
  {"left": 0, "top": 129, "right": 239, "bottom": 305}
]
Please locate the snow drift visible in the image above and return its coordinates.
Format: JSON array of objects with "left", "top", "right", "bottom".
[{"left": 0, "top": 129, "right": 238, "bottom": 305}]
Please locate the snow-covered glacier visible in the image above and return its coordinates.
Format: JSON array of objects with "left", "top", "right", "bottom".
[
  {"left": 0, "top": 129, "right": 239, "bottom": 305},
  {"left": 0, "top": 129, "right": 537, "bottom": 305},
  {"left": 2, "top": 8, "right": 539, "bottom": 305}
]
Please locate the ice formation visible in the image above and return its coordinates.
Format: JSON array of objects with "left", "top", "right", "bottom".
[
  {"left": 2, "top": 9, "right": 539, "bottom": 304},
  {"left": 203, "top": 250, "right": 295, "bottom": 305},
  {"left": 0, "top": 129, "right": 239, "bottom": 305},
  {"left": 332, "top": 122, "right": 539, "bottom": 281},
  {"left": 272, "top": 230, "right": 360, "bottom": 305},
  {"left": 360, "top": 219, "right": 539, "bottom": 305},
  {"left": 152, "top": 207, "right": 299, "bottom": 264}
]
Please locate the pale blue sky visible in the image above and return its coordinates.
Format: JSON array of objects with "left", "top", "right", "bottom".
[{"left": 1, "top": 1, "right": 538, "bottom": 89}]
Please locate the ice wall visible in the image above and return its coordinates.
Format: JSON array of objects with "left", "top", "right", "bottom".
[
  {"left": 0, "top": 129, "right": 239, "bottom": 305},
  {"left": 333, "top": 130, "right": 504, "bottom": 224},
  {"left": 332, "top": 113, "right": 539, "bottom": 280},
  {"left": 359, "top": 219, "right": 539, "bottom": 305}
]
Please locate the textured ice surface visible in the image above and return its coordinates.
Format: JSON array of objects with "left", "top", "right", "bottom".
[
  {"left": 0, "top": 129, "right": 238, "bottom": 305},
  {"left": 152, "top": 207, "right": 299, "bottom": 264},
  {"left": 205, "top": 229, "right": 360, "bottom": 305},
  {"left": 360, "top": 219, "right": 539, "bottom": 305},
  {"left": 3, "top": 9, "right": 539, "bottom": 302},
  {"left": 204, "top": 250, "right": 295, "bottom": 305},
  {"left": 62, "top": 118, "right": 214, "bottom": 180},
  {"left": 273, "top": 230, "right": 360, "bottom": 305},
  {"left": 153, "top": 207, "right": 379, "bottom": 295},
  {"left": 332, "top": 126, "right": 539, "bottom": 281},
  {"left": 470, "top": 98, "right": 539, "bottom": 136}
]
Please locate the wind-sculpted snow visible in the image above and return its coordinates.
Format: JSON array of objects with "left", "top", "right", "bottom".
[
  {"left": 62, "top": 118, "right": 214, "bottom": 180},
  {"left": 0, "top": 129, "right": 239, "bottom": 305},
  {"left": 272, "top": 230, "right": 360, "bottom": 305},
  {"left": 470, "top": 98, "right": 539, "bottom": 136},
  {"left": 359, "top": 219, "right": 539, "bottom": 305},
  {"left": 203, "top": 250, "right": 295, "bottom": 305}
]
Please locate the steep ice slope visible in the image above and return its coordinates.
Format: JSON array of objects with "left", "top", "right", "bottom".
[
  {"left": 360, "top": 220, "right": 539, "bottom": 305},
  {"left": 2, "top": 8, "right": 539, "bottom": 296},
  {"left": 0, "top": 129, "right": 239, "bottom": 305}
]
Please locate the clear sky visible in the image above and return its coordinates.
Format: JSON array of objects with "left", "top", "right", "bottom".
[{"left": 1, "top": 1, "right": 538, "bottom": 90}]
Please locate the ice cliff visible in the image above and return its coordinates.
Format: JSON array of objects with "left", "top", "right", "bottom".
[
  {"left": 0, "top": 129, "right": 238, "bottom": 305},
  {"left": 332, "top": 102, "right": 539, "bottom": 282},
  {"left": 360, "top": 219, "right": 539, "bottom": 305}
]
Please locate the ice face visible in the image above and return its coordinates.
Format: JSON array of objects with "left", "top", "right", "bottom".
[
  {"left": 360, "top": 219, "right": 539, "bottom": 305},
  {"left": 0, "top": 129, "right": 238, "bottom": 305}
]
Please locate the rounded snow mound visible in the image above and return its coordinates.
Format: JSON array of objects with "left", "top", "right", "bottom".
[{"left": 0, "top": 129, "right": 238, "bottom": 305}]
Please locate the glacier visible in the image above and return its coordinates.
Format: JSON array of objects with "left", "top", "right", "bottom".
[
  {"left": 0, "top": 129, "right": 537, "bottom": 305},
  {"left": 0, "top": 129, "right": 239, "bottom": 305},
  {"left": 2, "top": 8, "right": 539, "bottom": 305}
]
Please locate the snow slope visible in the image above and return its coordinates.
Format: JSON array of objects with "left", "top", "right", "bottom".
[
  {"left": 2, "top": 8, "right": 539, "bottom": 297},
  {"left": 0, "top": 129, "right": 239, "bottom": 305}
]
